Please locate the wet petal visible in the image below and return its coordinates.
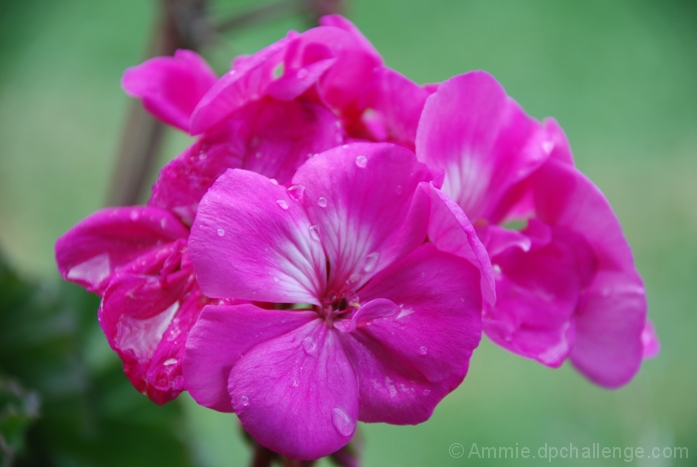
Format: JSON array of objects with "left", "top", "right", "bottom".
[
  {"left": 229, "top": 320, "right": 358, "bottom": 460},
  {"left": 184, "top": 305, "right": 317, "bottom": 412},
  {"left": 55, "top": 207, "right": 189, "bottom": 294},
  {"left": 189, "top": 169, "right": 326, "bottom": 304}
]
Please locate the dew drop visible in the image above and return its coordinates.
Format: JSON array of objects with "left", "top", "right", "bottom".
[
  {"left": 355, "top": 155, "right": 368, "bottom": 168},
  {"left": 347, "top": 272, "right": 360, "bottom": 284},
  {"left": 423, "top": 389, "right": 431, "bottom": 396},
  {"left": 269, "top": 178, "right": 278, "bottom": 185},
  {"left": 199, "top": 152, "right": 208, "bottom": 160},
  {"left": 309, "top": 225, "right": 321, "bottom": 241},
  {"left": 130, "top": 210, "right": 139, "bottom": 221},
  {"left": 493, "top": 264, "right": 502, "bottom": 274},
  {"left": 273, "top": 276, "right": 280, "bottom": 283},
  {"left": 296, "top": 67, "right": 308, "bottom": 79},
  {"left": 302, "top": 336, "right": 318, "bottom": 356},
  {"left": 362, "top": 252, "right": 379, "bottom": 273},
  {"left": 292, "top": 379, "right": 299, "bottom": 387},
  {"left": 418, "top": 346, "right": 428, "bottom": 355},
  {"left": 217, "top": 228, "right": 225, "bottom": 237},
  {"left": 331, "top": 407, "right": 355, "bottom": 437},
  {"left": 395, "top": 185, "right": 403, "bottom": 195},
  {"left": 287, "top": 184, "right": 305, "bottom": 201},
  {"left": 317, "top": 196, "right": 328, "bottom": 208},
  {"left": 276, "top": 199, "right": 289, "bottom": 210},
  {"left": 240, "top": 395, "right": 250, "bottom": 407},
  {"left": 164, "top": 358, "right": 177, "bottom": 366}
]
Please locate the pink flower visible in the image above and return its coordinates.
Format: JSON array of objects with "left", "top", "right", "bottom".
[
  {"left": 416, "top": 70, "right": 657, "bottom": 387},
  {"left": 184, "top": 143, "right": 492, "bottom": 459},
  {"left": 54, "top": 207, "right": 218, "bottom": 403}
]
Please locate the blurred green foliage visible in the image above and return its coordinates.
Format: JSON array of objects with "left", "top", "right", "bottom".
[{"left": 0, "top": 0, "right": 696, "bottom": 466}]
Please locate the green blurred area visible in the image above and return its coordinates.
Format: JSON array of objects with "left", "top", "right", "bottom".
[{"left": 0, "top": 0, "right": 696, "bottom": 465}]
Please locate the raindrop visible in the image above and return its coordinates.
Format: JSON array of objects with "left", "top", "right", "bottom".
[
  {"left": 164, "top": 358, "right": 177, "bottom": 366},
  {"left": 418, "top": 346, "right": 428, "bottom": 355},
  {"left": 199, "top": 152, "right": 208, "bottom": 160},
  {"left": 292, "top": 379, "right": 299, "bottom": 387},
  {"left": 362, "top": 252, "right": 379, "bottom": 273},
  {"left": 240, "top": 395, "right": 250, "bottom": 407},
  {"left": 276, "top": 199, "right": 289, "bottom": 210},
  {"left": 273, "top": 276, "right": 280, "bottom": 283},
  {"left": 355, "top": 155, "right": 368, "bottom": 168},
  {"left": 269, "top": 178, "right": 278, "bottom": 185},
  {"left": 309, "top": 225, "right": 321, "bottom": 241},
  {"left": 217, "top": 228, "right": 225, "bottom": 237},
  {"left": 317, "top": 197, "right": 328, "bottom": 208},
  {"left": 423, "top": 389, "right": 431, "bottom": 396},
  {"left": 296, "top": 68, "right": 309, "bottom": 79},
  {"left": 130, "top": 210, "right": 139, "bottom": 221},
  {"left": 302, "top": 336, "right": 318, "bottom": 356},
  {"left": 493, "top": 264, "right": 502, "bottom": 274},
  {"left": 287, "top": 184, "right": 305, "bottom": 201},
  {"left": 331, "top": 407, "right": 355, "bottom": 437}
]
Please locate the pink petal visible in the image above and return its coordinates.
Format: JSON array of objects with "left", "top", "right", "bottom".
[
  {"left": 292, "top": 143, "right": 434, "bottom": 292},
  {"left": 319, "top": 15, "right": 381, "bottom": 62},
  {"left": 340, "top": 243, "right": 482, "bottom": 424},
  {"left": 189, "top": 169, "right": 326, "bottom": 305},
  {"left": 184, "top": 305, "right": 316, "bottom": 412},
  {"left": 229, "top": 320, "right": 358, "bottom": 460},
  {"left": 352, "top": 67, "right": 432, "bottom": 151},
  {"left": 531, "top": 158, "right": 647, "bottom": 387},
  {"left": 641, "top": 319, "right": 660, "bottom": 359},
  {"left": 420, "top": 183, "right": 495, "bottom": 305},
  {"left": 149, "top": 98, "right": 344, "bottom": 225},
  {"left": 55, "top": 207, "right": 189, "bottom": 294},
  {"left": 122, "top": 50, "right": 217, "bottom": 132},
  {"left": 415, "top": 71, "right": 548, "bottom": 222}
]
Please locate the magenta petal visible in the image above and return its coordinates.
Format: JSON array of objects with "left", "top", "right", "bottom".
[
  {"left": 189, "top": 169, "right": 326, "bottom": 304},
  {"left": 229, "top": 320, "right": 358, "bottom": 460},
  {"left": 641, "top": 319, "right": 660, "bottom": 359},
  {"left": 319, "top": 15, "right": 381, "bottom": 62},
  {"left": 355, "top": 67, "right": 432, "bottom": 151},
  {"left": 149, "top": 98, "right": 344, "bottom": 225},
  {"left": 184, "top": 305, "right": 316, "bottom": 412},
  {"left": 122, "top": 50, "right": 217, "bottom": 132},
  {"left": 421, "top": 184, "right": 495, "bottom": 305},
  {"left": 532, "top": 158, "right": 647, "bottom": 387},
  {"left": 342, "top": 243, "right": 482, "bottom": 424},
  {"left": 55, "top": 207, "right": 189, "bottom": 294},
  {"left": 415, "top": 71, "right": 547, "bottom": 221},
  {"left": 292, "top": 143, "right": 434, "bottom": 291}
]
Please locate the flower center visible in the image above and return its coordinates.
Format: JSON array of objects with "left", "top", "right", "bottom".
[{"left": 317, "top": 290, "right": 359, "bottom": 327}]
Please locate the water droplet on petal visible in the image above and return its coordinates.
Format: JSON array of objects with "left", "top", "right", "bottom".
[
  {"left": 240, "top": 395, "right": 250, "bottom": 407},
  {"left": 317, "top": 196, "right": 328, "bottom": 208},
  {"left": 164, "top": 358, "right": 177, "bottom": 366},
  {"left": 331, "top": 407, "right": 355, "bottom": 437},
  {"left": 395, "top": 185, "right": 403, "bottom": 195},
  {"left": 363, "top": 252, "right": 379, "bottom": 273},
  {"left": 493, "top": 264, "right": 502, "bottom": 274},
  {"left": 296, "top": 67, "right": 308, "bottom": 79},
  {"left": 355, "top": 155, "right": 368, "bottom": 168},
  {"left": 287, "top": 184, "right": 305, "bottom": 201},
  {"left": 419, "top": 346, "right": 428, "bottom": 355},
  {"left": 347, "top": 272, "right": 360, "bottom": 285},
  {"left": 269, "top": 178, "right": 278, "bottom": 185},
  {"left": 423, "top": 389, "right": 431, "bottom": 396},
  {"left": 397, "top": 307, "right": 415, "bottom": 319},
  {"left": 292, "top": 379, "right": 299, "bottom": 387},
  {"left": 302, "top": 336, "right": 317, "bottom": 356},
  {"left": 217, "top": 228, "right": 225, "bottom": 237},
  {"left": 309, "top": 225, "right": 321, "bottom": 241},
  {"left": 130, "top": 210, "right": 139, "bottom": 221},
  {"left": 276, "top": 199, "right": 289, "bottom": 210},
  {"left": 273, "top": 276, "right": 280, "bottom": 283}
]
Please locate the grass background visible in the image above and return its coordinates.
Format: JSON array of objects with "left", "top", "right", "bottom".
[{"left": 0, "top": 0, "right": 696, "bottom": 465}]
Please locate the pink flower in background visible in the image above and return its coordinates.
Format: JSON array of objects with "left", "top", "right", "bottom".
[
  {"left": 184, "top": 143, "right": 492, "bottom": 459},
  {"left": 54, "top": 207, "right": 214, "bottom": 403},
  {"left": 416, "top": 70, "right": 657, "bottom": 387}
]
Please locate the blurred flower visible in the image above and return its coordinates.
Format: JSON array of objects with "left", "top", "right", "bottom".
[
  {"left": 416, "top": 70, "right": 657, "bottom": 387},
  {"left": 184, "top": 143, "right": 491, "bottom": 459}
]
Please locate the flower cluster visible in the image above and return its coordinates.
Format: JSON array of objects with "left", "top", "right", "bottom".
[{"left": 55, "top": 15, "right": 659, "bottom": 460}]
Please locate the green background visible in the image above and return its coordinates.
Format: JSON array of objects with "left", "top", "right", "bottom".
[{"left": 1, "top": 0, "right": 695, "bottom": 465}]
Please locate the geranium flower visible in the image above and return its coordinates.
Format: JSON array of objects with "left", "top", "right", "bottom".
[
  {"left": 416, "top": 70, "right": 657, "bottom": 387},
  {"left": 184, "top": 142, "right": 492, "bottom": 459}
]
